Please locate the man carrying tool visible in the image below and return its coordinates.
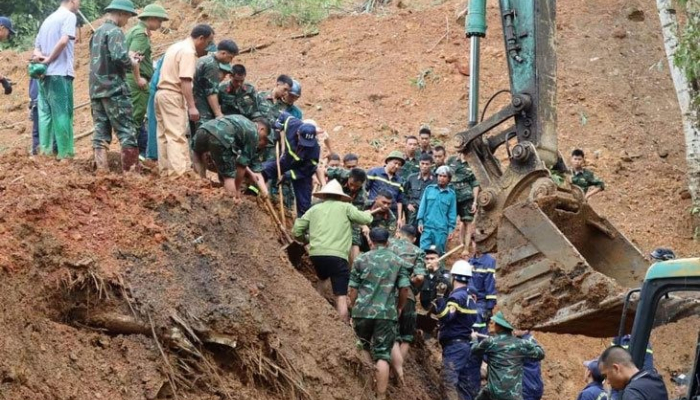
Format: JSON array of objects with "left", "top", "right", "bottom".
[
  {"left": 262, "top": 112, "right": 320, "bottom": 217},
  {"left": 470, "top": 312, "right": 545, "bottom": 400},
  {"left": 293, "top": 180, "right": 385, "bottom": 322},
  {"left": 326, "top": 167, "right": 369, "bottom": 261},
  {"left": 192, "top": 40, "right": 238, "bottom": 128},
  {"left": 125, "top": 4, "right": 169, "bottom": 158},
  {"left": 89, "top": 0, "right": 142, "bottom": 172},
  {"left": 403, "top": 154, "right": 436, "bottom": 228},
  {"left": 348, "top": 227, "right": 411, "bottom": 400},
  {"left": 575, "top": 359, "right": 608, "bottom": 400},
  {"left": 598, "top": 346, "right": 668, "bottom": 400},
  {"left": 32, "top": 0, "right": 80, "bottom": 159},
  {"left": 447, "top": 152, "right": 480, "bottom": 257},
  {"left": 218, "top": 64, "right": 258, "bottom": 118},
  {"left": 387, "top": 225, "right": 427, "bottom": 383},
  {"left": 366, "top": 150, "right": 405, "bottom": 227},
  {"left": 468, "top": 238, "right": 497, "bottom": 335},
  {"left": 156, "top": 24, "right": 215, "bottom": 177},
  {"left": 417, "top": 165, "right": 457, "bottom": 253},
  {"left": 191, "top": 115, "right": 269, "bottom": 200},
  {"left": 433, "top": 260, "right": 480, "bottom": 400},
  {"left": 570, "top": 149, "right": 605, "bottom": 200}
]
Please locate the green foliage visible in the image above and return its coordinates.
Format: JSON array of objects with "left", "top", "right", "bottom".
[
  {"left": 212, "top": 0, "right": 344, "bottom": 26},
  {"left": 674, "top": 2, "right": 700, "bottom": 108},
  {"left": 0, "top": 0, "right": 150, "bottom": 50},
  {"left": 410, "top": 68, "right": 439, "bottom": 91}
]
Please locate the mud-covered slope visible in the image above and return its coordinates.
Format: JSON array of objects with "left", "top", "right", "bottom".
[{"left": 0, "top": 151, "right": 439, "bottom": 400}]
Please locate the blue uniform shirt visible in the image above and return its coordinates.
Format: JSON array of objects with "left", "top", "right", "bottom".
[
  {"left": 416, "top": 184, "right": 457, "bottom": 232},
  {"left": 521, "top": 333, "right": 544, "bottom": 400},
  {"left": 366, "top": 166, "right": 404, "bottom": 211},
  {"left": 468, "top": 253, "right": 498, "bottom": 310},
  {"left": 434, "top": 286, "right": 478, "bottom": 343},
  {"left": 576, "top": 382, "right": 608, "bottom": 400}
]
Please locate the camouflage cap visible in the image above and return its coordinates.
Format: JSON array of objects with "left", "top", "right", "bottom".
[
  {"left": 385, "top": 150, "right": 405, "bottom": 166},
  {"left": 491, "top": 311, "right": 514, "bottom": 330}
]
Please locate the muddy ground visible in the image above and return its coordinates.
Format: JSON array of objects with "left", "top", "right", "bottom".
[{"left": 0, "top": 0, "right": 698, "bottom": 398}]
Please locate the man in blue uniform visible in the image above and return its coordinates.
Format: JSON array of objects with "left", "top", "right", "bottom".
[
  {"left": 417, "top": 165, "right": 457, "bottom": 253},
  {"left": 468, "top": 238, "right": 497, "bottom": 334},
  {"left": 366, "top": 150, "right": 405, "bottom": 224},
  {"left": 576, "top": 359, "right": 608, "bottom": 400},
  {"left": 433, "top": 260, "right": 480, "bottom": 400},
  {"left": 519, "top": 331, "right": 544, "bottom": 400},
  {"left": 262, "top": 112, "right": 320, "bottom": 217},
  {"left": 598, "top": 346, "right": 668, "bottom": 400}
]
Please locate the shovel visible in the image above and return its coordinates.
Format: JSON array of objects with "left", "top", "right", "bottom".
[{"left": 261, "top": 197, "right": 307, "bottom": 266}]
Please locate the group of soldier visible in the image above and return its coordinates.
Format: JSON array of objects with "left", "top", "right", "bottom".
[{"left": 1, "top": 2, "right": 677, "bottom": 400}]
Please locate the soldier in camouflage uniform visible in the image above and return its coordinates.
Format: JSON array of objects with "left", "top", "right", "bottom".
[
  {"left": 218, "top": 64, "right": 259, "bottom": 118},
  {"left": 447, "top": 152, "right": 481, "bottom": 256},
  {"left": 471, "top": 311, "right": 545, "bottom": 400},
  {"left": 569, "top": 149, "right": 605, "bottom": 200},
  {"left": 399, "top": 135, "right": 420, "bottom": 182},
  {"left": 327, "top": 167, "right": 369, "bottom": 261},
  {"left": 348, "top": 227, "right": 411, "bottom": 400},
  {"left": 192, "top": 39, "right": 238, "bottom": 132},
  {"left": 360, "top": 190, "right": 397, "bottom": 251},
  {"left": 404, "top": 153, "right": 436, "bottom": 227},
  {"left": 191, "top": 115, "right": 270, "bottom": 200},
  {"left": 387, "top": 225, "right": 427, "bottom": 383},
  {"left": 89, "top": 0, "right": 140, "bottom": 172}
]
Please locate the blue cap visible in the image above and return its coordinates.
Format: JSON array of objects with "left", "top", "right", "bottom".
[
  {"left": 584, "top": 360, "right": 604, "bottom": 382},
  {"left": 0, "top": 17, "right": 16, "bottom": 36},
  {"left": 297, "top": 123, "right": 317, "bottom": 148}
]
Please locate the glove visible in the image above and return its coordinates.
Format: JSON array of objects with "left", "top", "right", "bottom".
[
  {"left": 436, "top": 283, "right": 447, "bottom": 297},
  {"left": 274, "top": 111, "right": 292, "bottom": 131},
  {"left": 1, "top": 78, "right": 12, "bottom": 95}
]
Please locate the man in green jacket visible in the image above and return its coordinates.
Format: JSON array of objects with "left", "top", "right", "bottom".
[
  {"left": 125, "top": 4, "right": 169, "bottom": 157},
  {"left": 471, "top": 312, "right": 546, "bottom": 400},
  {"left": 292, "top": 180, "right": 386, "bottom": 322}
]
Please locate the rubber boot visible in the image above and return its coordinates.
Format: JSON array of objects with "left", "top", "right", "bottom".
[
  {"left": 94, "top": 148, "right": 109, "bottom": 171},
  {"left": 121, "top": 147, "right": 141, "bottom": 173}
]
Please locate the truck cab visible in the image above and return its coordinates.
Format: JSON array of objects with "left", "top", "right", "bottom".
[{"left": 626, "top": 258, "right": 700, "bottom": 399}]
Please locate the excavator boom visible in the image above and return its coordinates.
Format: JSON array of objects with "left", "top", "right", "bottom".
[{"left": 457, "top": 0, "right": 648, "bottom": 336}]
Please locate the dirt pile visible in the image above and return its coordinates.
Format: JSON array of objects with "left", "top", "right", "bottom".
[{"left": 0, "top": 151, "right": 440, "bottom": 400}]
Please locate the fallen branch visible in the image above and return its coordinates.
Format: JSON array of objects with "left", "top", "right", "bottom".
[
  {"left": 250, "top": 5, "right": 273, "bottom": 16},
  {"left": 75, "top": 128, "right": 95, "bottom": 141},
  {"left": 427, "top": 15, "right": 450, "bottom": 53},
  {"left": 238, "top": 41, "right": 275, "bottom": 54},
  {"left": 291, "top": 31, "right": 319, "bottom": 39},
  {"left": 149, "top": 313, "right": 180, "bottom": 400}
]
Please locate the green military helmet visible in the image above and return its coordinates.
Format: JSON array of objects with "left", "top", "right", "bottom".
[
  {"left": 218, "top": 63, "right": 232, "bottom": 73},
  {"left": 385, "top": 150, "right": 406, "bottom": 166},
  {"left": 105, "top": 0, "right": 138, "bottom": 15},
  {"left": 138, "top": 4, "right": 169, "bottom": 20},
  {"left": 490, "top": 311, "right": 514, "bottom": 330},
  {"left": 28, "top": 63, "right": 47, "bottom": 79}
]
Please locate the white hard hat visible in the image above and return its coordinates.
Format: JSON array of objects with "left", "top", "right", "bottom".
[{"left": 451, "top": 260, "right": 473, "bottom": 280}]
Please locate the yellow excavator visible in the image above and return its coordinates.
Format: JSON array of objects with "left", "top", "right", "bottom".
[{"left": 457, "top": 0, "right": 658, "bottom": 336}]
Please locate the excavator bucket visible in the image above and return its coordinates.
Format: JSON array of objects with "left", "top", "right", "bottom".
[{"left": 495, "top": 188, "right": 649, "bottom": 337}]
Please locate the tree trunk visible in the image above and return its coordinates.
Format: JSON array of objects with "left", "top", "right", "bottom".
[{"left": 656, "top": 0, "right": 700, "bottom": 238}]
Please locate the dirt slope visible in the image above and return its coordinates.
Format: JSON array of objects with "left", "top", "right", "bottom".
[{"left": 0, "top": 0, "right": 697, "bottom": 398}]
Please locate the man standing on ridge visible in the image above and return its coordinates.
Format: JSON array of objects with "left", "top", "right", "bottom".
[
  {"left": 89, "top": 0, "right": 142, "bottom": 172},
  {"left": 156, "top": 24, "right": 215, "bottom": 177},
  {"left": 125, "top": 4, "right": 169, "bottom": 158},
  {"left": 33, "top": 0, "right": 81, "bottom": 159}
]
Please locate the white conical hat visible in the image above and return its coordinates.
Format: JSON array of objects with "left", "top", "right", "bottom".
[{"left": 313, "top": 179, "right": 351, "bottom": 202}]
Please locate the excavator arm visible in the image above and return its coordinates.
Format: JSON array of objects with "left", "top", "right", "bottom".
[{"left": 456, "top": 0, "right": 649, "bottom": 336}]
